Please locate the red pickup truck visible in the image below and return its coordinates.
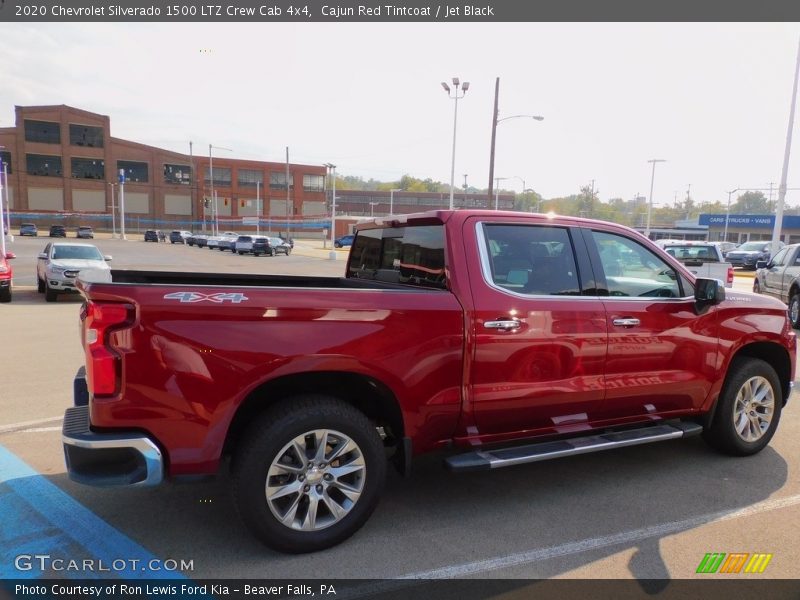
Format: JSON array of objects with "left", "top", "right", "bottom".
[{"left": 63, "top": 210, "right": 796, "bottom": 553}]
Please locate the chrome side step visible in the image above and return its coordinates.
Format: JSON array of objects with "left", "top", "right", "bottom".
[{"left": 445, "top": 422, "right": 703, "bottom": 472}]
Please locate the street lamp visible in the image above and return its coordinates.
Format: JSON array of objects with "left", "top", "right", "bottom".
[
  {"left": 324, "top": 163, "right": 337, "bottom": 260},
  {"left": 389, "top": 188, "right": 402, "bottom": 215},
  {"left": 645, "top": 159, "right": 667, "bottom": 238},
  {"left": 209, "top": 144, "right": 233, "bottom": 236},
  {"left": 108, "top": 182, "right": 117, "bottom": 238},
  {"left": 442, "top": 77, "right": 469, "bottom": 210}
]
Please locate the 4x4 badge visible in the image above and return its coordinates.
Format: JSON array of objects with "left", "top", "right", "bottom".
[{"left": 163, "top": 292, "right": 249, "bottom": 304}]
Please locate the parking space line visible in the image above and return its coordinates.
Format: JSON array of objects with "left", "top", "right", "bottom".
[
  {"left": 0, "top": 445, "right": 187, "bottom": 580},
  {"left": 0, "top": 416, "right": 63, "bottom": 434},
  {"left": 398, "top": 493, "right": 800, "bottom": 579}
]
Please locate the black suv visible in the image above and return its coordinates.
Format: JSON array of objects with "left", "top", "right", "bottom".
[
  {"left": 144, "top": 230, "right": 160, "bottom": 242},
  {"left": 19, "top": 223, "right": 38, "bottom": 237},
  {"left": 48, "top": 225, "right": 67, "bottom": 237}
]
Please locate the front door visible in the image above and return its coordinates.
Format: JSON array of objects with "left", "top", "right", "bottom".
[{"left": 464, "top": 219, "right": 608, "bottom": 438}]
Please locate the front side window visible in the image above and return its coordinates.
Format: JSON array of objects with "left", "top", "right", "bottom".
[
  {"left": 593, "top": 230, "right": 681, "bottom": 298},
  {"left": 118, "top": 160, "right": 148, "bottom": 183},
  {"left": 71, "top": 157, "right": 105, "bottom": 180},
  {"left": 481, "top": 224, "right": 580, "bottom": 296},
  {"left": 770, "top": 247, "right": 789, "bottom": 267},
  {"left": 348, "top": 225, "right": 446, "bottom": 289},
  {"left": 24, "top": 119, "right": 61, "bottom": 144},
  {"left": 69, "top": 124, "right": 104, "bottom": 148},
  {"left": 26, "top": 154, "right": 63, "bottom": 177}
]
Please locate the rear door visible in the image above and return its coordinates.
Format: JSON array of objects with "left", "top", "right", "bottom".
[
  {"left": 463, "top": 217, "right": 608, "bottom": 438},
  {"left": 584, "top": 227, "right": 720, "bottom": 420}
]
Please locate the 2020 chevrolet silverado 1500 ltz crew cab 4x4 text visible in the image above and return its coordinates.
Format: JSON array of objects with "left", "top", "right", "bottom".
[{"left": 63, "top": 210, "right": 795, "bottom": 553}]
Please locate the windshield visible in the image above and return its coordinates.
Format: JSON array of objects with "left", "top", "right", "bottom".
[
  {"left": 52, "top": 246, "right": 103, "bottom": 260},
  {"left": 737, "top": 242, "right": 767, "bottom": 251}
]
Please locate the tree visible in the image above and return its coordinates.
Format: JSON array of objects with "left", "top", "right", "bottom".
[{"left": 731, "top": 191, "right": 772, "bottom": 214}]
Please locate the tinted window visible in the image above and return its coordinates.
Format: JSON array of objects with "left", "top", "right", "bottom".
[
  {"left": 593, "top": 231, "right": 681, "bottom": 298},
  {"left": 25, "top": 119, "right": 61, "bottom": 144},
  {"left": 118, "top": 160, "right": 149, "bottom": 183},
  {"left": 71, "top": 157, "right": 105, "bottom": 180},
  {"left": 348, "top": 225, "right": 446, "bottom": 289},
  {"left": 52, "top": 246, "right": 103, "bottom": 260},
  {"left": 663, "top": 245, "right": 720, "bottom": 262},
  {"left": 771, "top": 247, "right": 789, "bottom": 267},
  {"left": 482, "top": 224, "right": 580, "bottom": 296},
  {"left": 27, "top": 154, "right": 63, "bottom": 177},
  {"left": 69, "top": 124, "right": 104, "bottom": 148}
]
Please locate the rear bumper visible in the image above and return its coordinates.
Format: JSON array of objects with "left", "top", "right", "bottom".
[{"left": 62, "top": 370, "right": 163, "bottom": 487}]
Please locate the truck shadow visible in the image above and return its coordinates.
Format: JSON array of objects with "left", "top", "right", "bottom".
[{"left": 21, "top": 434, "right": 789, "bottom": 583}]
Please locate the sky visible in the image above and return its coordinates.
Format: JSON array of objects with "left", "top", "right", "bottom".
[{"left": 2, "top": 22, "right": 800, "bottom": 208}]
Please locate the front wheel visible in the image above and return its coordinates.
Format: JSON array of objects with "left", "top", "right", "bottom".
[
  {"left": 233, "top": 396, "right": 386, "bottom": 554},
  {"left": 0, "top": 286, "right": 10, "bottom": 303},
  {"left": 44, "top": 282, "right": 58, "bottom": 302},
  {"left": 753, "top": 279, "right": 761, "bottom": 294},
  {"left": 703, "top": 357, "right": 782, "bottom": 456},
  {"left": 789, "top": 293, "right": 800, "bottom": 328},
  {"left": 37, "top": 277, "right": 45, "bottom": 293}
]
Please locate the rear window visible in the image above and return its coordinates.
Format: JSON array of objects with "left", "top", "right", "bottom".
[
  {"left": 663, "top": 245, "right": 720, "bottom": 262},
  {"left": 348, "top": 225, "right": 446, "bottom": 289}
]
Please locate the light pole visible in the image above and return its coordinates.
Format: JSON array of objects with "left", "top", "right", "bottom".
[
  {"left": 724, "top": 188, "right": 739, "bottom": 242},
  {"left": 645, "top": 159, "right": 666, "bottom": 238},
  {"left": 324, "top": 163, "right": 337, "bottom": 260},
  {"left": 108, "top": 182, "right": 117, "bottom": 238},
  {"left": 118, "top": 168, "right": 126, "bottom": 240},
  {"left": 209, "top": 144, "right": 233, "bottom": 236},
  {"left": 369, "top": 202, "right": 379, "bottom": 217},
  {"left": 389, "top": 188, "right": 402, "bottom": 215},
  {"left": 442, "top": 77, "right": 469, "bottom": 210},
  {"left": 494, "top": 177, "right": 510, "bottom": 210}
]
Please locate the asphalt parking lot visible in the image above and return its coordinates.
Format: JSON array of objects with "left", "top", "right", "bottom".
[{"left": 1, "top": 236, "right": 798, "bottom": 585}]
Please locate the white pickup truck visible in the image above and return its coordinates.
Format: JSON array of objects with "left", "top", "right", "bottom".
[{"left": 657, "top": 240, "right": 734, "bottom": 288}]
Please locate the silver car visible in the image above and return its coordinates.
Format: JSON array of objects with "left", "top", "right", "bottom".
[{"left": 36, "top": 243, "right": 111, "bottom": 302}]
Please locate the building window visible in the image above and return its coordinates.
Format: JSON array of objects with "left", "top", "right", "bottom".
[
  {"left": 71, "top": 157, "right": 105, "bottom": 180},
  {"left": 24, "top": 120, "right": 61, "bottom": 144},
  {"left": 164, "top": 163, "right": 191, "bottom": 185},
  {"left": 205, "top": 166, "right": 231, "bottom": 187},
  {"left": 117, "top": 160, "right": 149, "bottom": 183},
  {"left": 269, "top": 172, "right": 294, "bottom": 190},
  {"left": 238, "top": 168, "right": 264, "bottom": 188},
  {"left": 26, "top": 154, "right": 63, "bottom": 177},
  {"left": 303, "top": 174, "right": 325, "bottom": 192},
  {"left": 0, "top": 151, "right": 11, "bottom": 174},
  {"left": 69, "top": 124, "right": 104, "bottom": 148}
]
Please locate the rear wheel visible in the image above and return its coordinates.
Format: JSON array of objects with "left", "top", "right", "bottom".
[
  {"left": 703, "top": 357, "right": 782, "bottom": 456},
  {"left": 752, "top": 279, "right": 761, "bottom": 294},
  {"left": 789, "top": 293, "right": 800, "bottom": 328},
  {"left": 37, "top": 277, "right": 45, "bottom": 293},
  {"left": 0, "top": 286, "right": 10, "bottom": 303},
  {"left": 233, "top": 396, "right": 386, "bottom": 554}
]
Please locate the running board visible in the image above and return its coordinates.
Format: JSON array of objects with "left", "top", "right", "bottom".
[{"left": 445, "top": 422, "right": 703, "bottom": 472}]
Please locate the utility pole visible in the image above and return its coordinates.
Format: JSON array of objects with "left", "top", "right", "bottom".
[
  {"left": 285, "top": 146, "right": 291, "bottom": 241},
  {"left": 645, "top": 159, "right": 666, "bottom": 238},
  {"left": 487, "top": 77, "right": 500, "bottom": 204},
  {"left": 119, "top": 168, "right": 126, "bottom": 240}
]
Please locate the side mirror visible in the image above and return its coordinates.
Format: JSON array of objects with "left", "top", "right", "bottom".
[
  {"left": 104, "top": 255, "right": 112, "bottom": 261},
  {"left": 756, "top": 260, "right": 768, "bottom": 269},
  {"left": 695, "top": 277, "right": 725, "bottom": 309},
  {"left": 37, "top": 252, "right": 47, "bottom": 260},
  {"left": 5, "top": 252, "right": 15, "bottom": 260}
]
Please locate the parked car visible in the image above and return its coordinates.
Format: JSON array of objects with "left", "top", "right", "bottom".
[
  {"left": 169, "top": 230, "right": 192, "bottom": 244},
  {"left": 726, "top": 241, "right": 782, "bottom": 270},
  {"left": 48, "top": 225, "right": 67, "bottom": 238},
  {"left": 235, "top": 235, "right": 264, "bottom": 255},
  {"left": 144, "top": 230, "right": 160, "bottom": 242},
  {"left": 269, "top": 237, "right": 292, "bottom": 255},
  {"left": 658, "top": 240, "right": 734, "bottom": 288},
  {"left": 218, "top": 233, "right": 239, "bottom": 252},
  {"left": 76, "top": 226, "right": 94, "bottom": 239},
  {"left": 0, "top": 251, "right": 15, "bottom": 303},
  {"left": 19, "top": 223, "right": 38, "bottom": 237},
  {"left": 62, "top": 209, "right": 796, "bottom": 554},
  {"left": 754, "top": 243, "right": 800, "bottom": 327},
  {"left": 36, "top": 243, "right": 111, "bottom": 302},
  {"left": 205, "top": 236, "right": 222, "bottom": 250},
  {"left": 718, "top": 241, "right": 740, "bottom": 258},
  {"left": 334, "top": 234, "right": 354, "bottom": 248},
  {"left": 194, "top": 234, "right": 209, "bottom": 248}
]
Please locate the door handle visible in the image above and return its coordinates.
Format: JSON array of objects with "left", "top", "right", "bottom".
[
  {"left": 612, "top": 318, "right": 640, "bottom": 327},
  {"left": 484, "top": 319, "right": 522, "bottom": 330}
]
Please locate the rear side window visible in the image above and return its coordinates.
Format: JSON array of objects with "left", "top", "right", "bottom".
[
  {"left": 481, "top": 224, "right": 580, "bottom": 296},
  {"left": 348, "top": 225, "right": 446, "bottom": 289}
]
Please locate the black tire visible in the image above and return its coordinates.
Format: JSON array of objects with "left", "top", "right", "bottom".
[
  {"left": 702, "top": 357, "right": 782, "bottom": 456},
  {"left": 0, "top": 286, "right": 10, "bottom": 303},
  {"left": 789, "top": 293, "right": 800, "bottom": 329},
  {"left": 233, "top": 395, "right": 386, "bottom": 554},
  {"left": 37, "top": 277, "right": 45, "bottom": 293},
  {"left": 334, "top": 242, "right": 341, "bottom": 249},
  {"left": 44, "top": 282, "right": 58, "bottom": 302},
  {"left": 752, "top": 279, "right": 761, "bottom": 294},
  {"left": 238, "top": 251, "right": 245, "bottom": 255}
]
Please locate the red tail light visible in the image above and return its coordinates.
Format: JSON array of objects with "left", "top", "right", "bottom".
[
  {"left": 84, "top": 302, "right": 134, "bottom": 397},
  {"left": 727, "top": 267, "right": 734, "bottom": 286}
]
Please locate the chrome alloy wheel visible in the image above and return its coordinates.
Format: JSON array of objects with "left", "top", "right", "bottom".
[
  {"left": 266, "top": 429, "right": 366, "bottom": 532},
  {"left": 733, "top": 376, "right": 775, "bottom": 443},
  {"left": 790, "top": 295, "right": 800, "bottom": 326}
]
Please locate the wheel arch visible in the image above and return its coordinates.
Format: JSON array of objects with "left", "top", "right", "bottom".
[
  {"left": 729, "top": 342, "right": 792, "bottom": 405},
  {"left": 223, "top": 371, "right": 406, "bottom": 461}
]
